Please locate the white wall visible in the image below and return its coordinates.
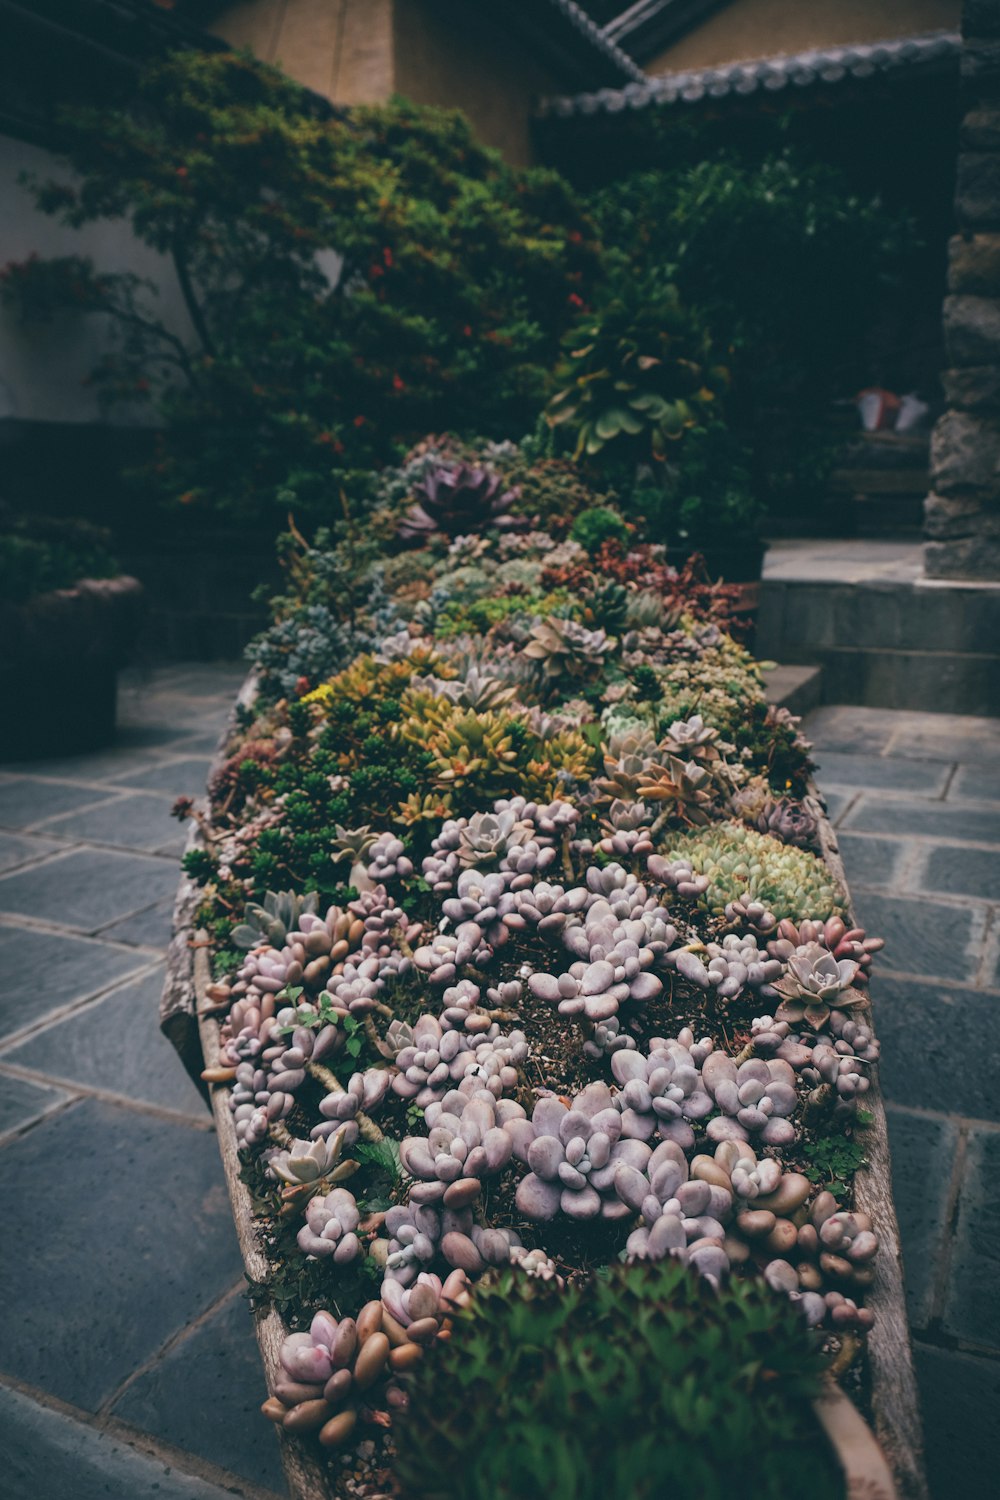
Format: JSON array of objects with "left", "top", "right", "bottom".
[{"left": 0, "top": 134, "right": 195, "bottom": 425}]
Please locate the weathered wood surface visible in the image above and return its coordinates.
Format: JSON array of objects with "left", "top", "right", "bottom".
[{"left": 160, "top": 677, "right": 927, "bottom": 1500}]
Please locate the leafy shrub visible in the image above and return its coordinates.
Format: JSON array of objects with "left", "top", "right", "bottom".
[
  {"left": 587, "top": 151, "right": 916, "bottom": 512},
  {"left": 0, "top": 511, "right": 120, "bottom": 604},
  {"left": 545, "top": 276, "right": 726, "bottom": 463},
  {"left": 395, "top": 1263, "right": 841, "bottom": 1500},
  {"left": 2, "top": 51, "right": 602, "bottom": 522}
]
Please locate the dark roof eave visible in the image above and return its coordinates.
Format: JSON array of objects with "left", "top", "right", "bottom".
[
  {"left": 603, "top": 1, "right": 735, "bottom": 65},
  {"left": 500, "top": 0, "right": 647, "bottom": 88},
  {"left": 537, "top": 28, "right": 961, "bottom": 118}
]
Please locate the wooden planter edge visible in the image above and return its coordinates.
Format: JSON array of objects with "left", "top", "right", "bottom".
[{"left": 161, "top": 675, "right": 928, "bottom": 1500}]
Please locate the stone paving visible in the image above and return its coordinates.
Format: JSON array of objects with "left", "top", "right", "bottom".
[
  {"left": 1, "top": 666, "right": 997, "bottom": 1498},
  {"left": 0, "top": 664, "right": 287, "bottom": 1500},
  {"left": 805, "top": 703, "right": 1000, "bottom": 1500}
]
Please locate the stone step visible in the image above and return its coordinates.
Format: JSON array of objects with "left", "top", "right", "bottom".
[
  {"left": 760, "top": 663, "right": 824, "bottom": 716},
  {"left": 756, "top": 541, "right": 1000, "bottom": 715}
]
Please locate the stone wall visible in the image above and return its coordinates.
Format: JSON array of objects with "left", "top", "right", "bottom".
[{"left": 925, "top": 0, "right": 1000, "bottom": 580}]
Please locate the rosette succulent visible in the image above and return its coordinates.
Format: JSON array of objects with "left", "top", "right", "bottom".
[{"left": 772, "top": 942, "right": 865, "bottom": 1029}]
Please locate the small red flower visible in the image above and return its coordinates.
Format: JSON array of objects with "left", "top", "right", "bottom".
[
  {"left": 175, "top": 166, "right": 188, "bottom": 179},
  {"left": 568, "top": 293, "right": 585, "bottom": 309},
  {"left": 383, "top": 247, "right": 394, "bottom": 267},
  {"left": 392, "top": 373, "right": 405, "bottom": 392},
  {"left": 353, "top": 414, "right": 367, "bottom": 427}
]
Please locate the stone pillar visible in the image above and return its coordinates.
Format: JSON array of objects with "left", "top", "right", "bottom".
[{"left": 925, "top": 0, "right": 1000, "bottom": 580}]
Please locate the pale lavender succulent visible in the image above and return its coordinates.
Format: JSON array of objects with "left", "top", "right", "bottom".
[
  {"left": 508, "top": 1081, "right": 649, "bottom": 1223},
  {"left": 611, "top": 1033, "right": 715, "bottom": 1150},
  {"left": 297, "top": 1187, "right": 362, "bottom": 1262},
  {"left": 701, "top": 1051, "right": 799, "bottom": 1147}
]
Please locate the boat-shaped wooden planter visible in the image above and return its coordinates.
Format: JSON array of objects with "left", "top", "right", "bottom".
[{"left": 161, "top": 676, "right": 927, "bottom": 1500}]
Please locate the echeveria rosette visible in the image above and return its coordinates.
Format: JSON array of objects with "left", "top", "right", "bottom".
[
  {"left": 397, "top": 463, "right": 522, "bottom": 543},
  {"left": 772, "top": 941, "right": 865, "bottom": 1030},
  {"left": 268, "top": 1128, "right": 358, "bottom": 1209}
]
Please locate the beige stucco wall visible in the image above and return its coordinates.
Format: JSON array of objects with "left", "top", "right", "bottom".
[
  {"left": 208, "top": 0, "right": 552, "bottom": 163},
  {"left": 208, "top": 0, "right": 395, "bottom": 104},
  {"left": 647, "top": 0, "right": 962, "bottom": 72},
  {"left": 393, "top": 0, "right": 560, "bottom": 165}
]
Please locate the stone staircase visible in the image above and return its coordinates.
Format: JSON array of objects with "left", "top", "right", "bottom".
[{"left": 755, "top": 540, "right": 1000, "bottom": 716}]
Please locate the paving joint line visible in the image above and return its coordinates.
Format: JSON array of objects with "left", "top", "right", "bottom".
[
  {"left": 0, "top": 957, "right": 165, "bottom": 1054},
  {"left": 927, "top": 1123, "right": 970, "bottom": 1330},
  {"left": 98, "top": 1278, "right": 249, "bottom": 1419},
  {"left": 0, "top": 1060, "right": 213, "bottom": 1131},
  {"left": 0, "top": 1369, "right": 284, "bottom": 1500}
]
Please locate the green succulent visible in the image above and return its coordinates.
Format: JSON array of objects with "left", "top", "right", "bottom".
[
  {"left": 569, "top": 504, "right": 630, "bottom": 554},
  {"left": 394, "top": 1262, "right": 841, "bottom": 1500},
  {"left": 231, "top": 889, "right": 319, "bottom": 950},
  {"left": 660, "top": 821, "right": 845, "bottom": 924}
]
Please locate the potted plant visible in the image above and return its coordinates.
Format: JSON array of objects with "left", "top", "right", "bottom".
[{"left": 0, "top": 510, "right": 144, "bottom": 759}]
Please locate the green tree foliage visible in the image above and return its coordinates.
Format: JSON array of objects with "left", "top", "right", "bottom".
[
  {"left": 1, "top": 50, "right": 601, "bottom": 521},
  {"left": 586, "top": 151, "right": 917, "bottom": 513}
]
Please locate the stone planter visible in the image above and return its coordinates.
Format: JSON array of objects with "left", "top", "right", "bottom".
[
  {"left": 161, "top": 675, "right": 926, "bottom": 1500},
  {"left": 0, "top": 575, "right": 145, "bottom": 760}
]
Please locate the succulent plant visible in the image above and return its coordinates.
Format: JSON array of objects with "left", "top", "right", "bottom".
[
  {"left": 522, "top": 615, "right": 614, "bottom": 683},
  {"left": 610, "top": 1032, "right": 715, "bottom": 1149},
  {"left": 507, "top": 1081, "right": 649, "bottom": 1222},
  {"left": 772, "top": 941, "right": 865, "bottom": 1030},
  {"left": 767, "top": 914, "right": 884, "bottom": 985},
  {"left": 231, "top": 889, "right": 320, "bottom": 951},
  {"left": 268, "top": 1128, "right": 358, "bottom": 1210},
  {"left": 393, "top": 1264, "right": 842, "bottom": 1500},
  {"left": 296, "top": 1187, "right": 362, "bottom": 1262},
  {"left": 756, "top": 796, "right": 821, "bottom": 848},
  {"left": 397, "top": 463, "right": 521, "bottom": 543},
  {"left": 652, "top": 822, "right": 845, "bottom": 925},
  {"left": 264, "top": 1273, "right": 469, "bottom": 1447},
  {"left": 399, "top": 1086, "right": 522, "bottom": 1205}
]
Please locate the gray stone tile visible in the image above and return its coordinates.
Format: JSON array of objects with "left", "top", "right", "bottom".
[
  {"left": 844, "top": 797, "right": 1000, "bottom": 847},
  {"left": 849, "top": 891, "right": 985, "bottom": 982},
  {"left": 0, "top": 1382, "right": 258, "bottom": 1500},
  {"left": 2, "top": 968, "right": 204, "bottom": 1118},
  {"left": 886, "top": 1107, "right": 960, "bottom": 1329},
  {"left": 836, "top": 833, "right": 907, "bottom": 890},
  {"left": 873, "top": 978, "right": 1000, "bottom": 1121},
  {"left": 814, "top": 751, "right": 951, "bottom": 795},
  {"left": 0, "top": 832, "right": 61, "bottom": 874},
  {"left": 0, "top": 779, "right": 112, "bottom": 831},
  {"left": 888, "top": 723, "right": 1000, "bottom": 768},
  {"left": 0, "top": 928, "right": 146, "bottom": 1039},
  {"left": 38, "top": 793, "right": 186, "bottom": 856},
  {"left": 943, "top": 1126, "right": 1000, "bottom": 1348},
  {"left": 112, "top": 1291, "right": 286, "bottom": 1495},
  {"left": 914, "top": 1342, "right": 1000, "bottom": 1500},
  {"left": 921, "top": 844, "right": 1000, "bottom": 902},
  {"left": 99, "top": 898, "right": 175, "bottom": 951},
  {"left": 172, "top": 731, "right": 226, "bottom": 756},
  {"left": 0, "top": 1072, "right": 71, "bottom": 1137},
  {"left": 0, "top": 848, "right": 180, "bottom": 933},
  {"left": 109, "top": 758, "right": 213, "bottom": 795},
  {"left": 817, "top": 788, "right": 852, "bottom": 826},
  {"left": 0, "top": 1098, "right": 242, "bottom": 1408},
  {"left": 951, "top": 765, "right": 1000, "bottom": 803},
  {"left": 803, "top": 705, "right": 896, "bottom": 755}
]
